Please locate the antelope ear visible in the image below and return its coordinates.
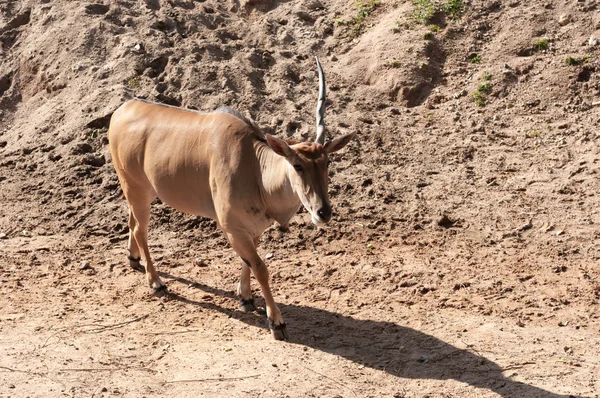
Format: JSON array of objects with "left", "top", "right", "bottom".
[
  {"left": 266, "top": 134, "right": 294, "bottom": 157},
  {"left": 324, "top": 132, "right": 356, "bottom": 153}
]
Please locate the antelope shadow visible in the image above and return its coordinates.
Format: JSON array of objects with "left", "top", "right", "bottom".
[{"left": 158, "top": 272, "right": 579, "bottom": 398}]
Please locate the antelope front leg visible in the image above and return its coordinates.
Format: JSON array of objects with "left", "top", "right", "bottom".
[
  {"left": 127, "top": 207, "right": 143, "bottom": 271},
  {"left": 237, "top": 262, "right": 256, "bottom": 313},
  {"left": 128, "top": 199, "right": 167, "bottom": 297},
  {"left": 228, "top": 232, "right": 288, "bottom": 340}
]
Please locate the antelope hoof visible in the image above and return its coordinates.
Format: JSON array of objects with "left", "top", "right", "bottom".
[
  {"left": 268, "top": 319, "right": 289, "bottom": 341},
  {"left": 239, "top": 297, "right": 256, "bottom": 313},
  {"left": 153, "top": 284, "right": 169, "bottom": 298},
  {"left": 239, "top": 297, "right": 266, "bottom": 314},
  {"left": 128, "top": 256, "right": 144, "bottom": 272}
]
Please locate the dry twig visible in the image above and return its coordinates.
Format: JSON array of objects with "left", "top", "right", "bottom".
[
  {"left": 144, "top": 329, "right": 199, "bottom": 336},
  {"left": 59, "top": 367, "right": 154, "bottom": 373},
  {"left": 167, "top": 374, "right": 260, "bottom": 383}
]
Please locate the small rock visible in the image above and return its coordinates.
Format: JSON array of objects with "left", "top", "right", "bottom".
[
  {"left": 558, "top": 14, "right": 571, "bottom": 26},
  {"left": 589, "top": 35, "right": 598, "bottom": 46},
  {"left": 330, "top": 54, "right": 338, "bottom": 62},
  {"left": 265, "top": 252, "right": 274, "bottom": 259},
  {"left": 194, "top": 258, "right": 208, "bottom": 267},
  {"left": 71, "top": 142, "right": 93, "bottom": 155},
  {"left": 82, "top": 154, "right": 106, "bottom": 167},
  {"left": 21, "top": 230, "right": 30, "bottom": 237},
  {"left": 79, "top": 261, "right": 92, "bottom": 271},
  {"left": 305, "top": 0, "right": 323, "bottom": 10},
  {"left": 8, "top": 384, "right": 15, "bottom": 389},
  {"left": 454, "top": 89, "right": 467, "bottom": 99},
  {"left": 295, "top": 9, "right": 314, "bottom": 22},
  {"left": 0, "top": 232, "right": 7, "bottom": 239}
]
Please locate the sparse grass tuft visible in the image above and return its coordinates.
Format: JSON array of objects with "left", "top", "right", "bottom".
[
  {"left": 533, "top": 38, "right": 549, "bottom": 52},
  {"left": 357, "top": 0, "right": 379, "bottom": 20},
  {"left": 128, "top": 77, "right": 139, "bottom": 87},
  {"left": 392, "top": 19, "right": 412, "bottom": 33},
  {"left": 478, "top": 82, "right": 492, "bottom": 93},
  {"left": 412, "top": 0, "right": 436, "bottom": 24},
  {"left": 387, "top": 61, "right": 402, "bottom": 68},
  {"left": 443, "top": 0, "right": 465, "bottom": 20},
  {"left": 412, "top": 0, "right": 466, "bottom": 24},
  {"left": 429, "top": 24, "right": 441, "bottom": 32},
  {"left": 336, "top": 0, "right": 380, "bottom": 37},
  {"left": 473, "top": 76, "right": 492, "bottom": 106},
  {"left": 423, "top": 31, "right": 434, "bottom": 40},
  {"left": 473, "top": 91, "right": 486, "bottom": 106},
  {"left": 565, "top": 55, "right": 590, "bottom": 66},
  {"left": 468, "top": 54, "right": 482, "bottom": 64}
]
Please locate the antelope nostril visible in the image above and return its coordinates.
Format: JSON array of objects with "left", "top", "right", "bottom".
[{"left": 317, "top": 206, "right": 332, "bottom": 221}]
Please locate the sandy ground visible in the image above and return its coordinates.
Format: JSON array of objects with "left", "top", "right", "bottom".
[{"left": 2, "top": 0, "right": 600, "bottom": 397}]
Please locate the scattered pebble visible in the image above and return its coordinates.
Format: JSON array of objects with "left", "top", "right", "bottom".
[
  {"left": 0, "top": 232, "right": 6, "bottom": 239},
  {"left": 194, "top": 258, "right": 208, "bottom": 267},
  {"left": 21, "top": 230, "right": 30, "bottom": 237},
  {"left": 305, "top": 0, "right": 323, "bottom": 10},
  {"left": 558, "top": 14, "right": 571, "bottom": 26},
  {"left": 79, "top": 261, "right": 92, "bottom": 271},
  {"left": 82, "top": 154, "right": 106, "bottom": 167},
  {"left": 589, "top": 35, "right": 597, "bottom": 46},
  {"left": 454, "top": 89, "right": 467, "bottom": 99},
  {"left": 71, "top": 142, "right": 93, "bottom": 155},
  {"left": 265, "top": 252, "right": 274, "bottom": 259}
]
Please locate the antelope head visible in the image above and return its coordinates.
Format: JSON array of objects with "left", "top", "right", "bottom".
[{"left": 266, "top": 57, "right": 356, "bottom": 225}]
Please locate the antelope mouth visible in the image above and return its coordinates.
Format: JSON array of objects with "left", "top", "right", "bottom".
[{"left": 311, "top": 213, "right": 326, "bottom": 226}]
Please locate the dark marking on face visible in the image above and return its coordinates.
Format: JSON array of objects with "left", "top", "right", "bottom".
[{"left": 247, "top": 206, "right": 262, "bottom": 215}]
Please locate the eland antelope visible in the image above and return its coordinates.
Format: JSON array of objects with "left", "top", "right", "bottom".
[{"left": 108, "top": 58, "right": 355, "bottom": 340}]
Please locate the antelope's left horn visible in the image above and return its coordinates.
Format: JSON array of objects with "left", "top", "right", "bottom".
[{"left": 315, "top": 56, "right": 326, "bottom": 145}]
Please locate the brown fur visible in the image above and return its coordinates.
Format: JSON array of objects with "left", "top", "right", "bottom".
[{"left": 108, "top": 99, "right": 354, "bottom": 340}]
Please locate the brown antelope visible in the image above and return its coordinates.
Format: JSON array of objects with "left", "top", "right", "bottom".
[{"left": 108, "top": 58, "right": 355, "bottom": 340}]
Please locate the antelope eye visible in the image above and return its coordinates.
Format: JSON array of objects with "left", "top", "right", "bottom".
[{"left": 293, "top": 164, "right": 303, "bottom": 172}]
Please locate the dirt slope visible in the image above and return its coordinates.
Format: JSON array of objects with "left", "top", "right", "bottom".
[{"left": 1, "top": 0, "right": 600, "bottom": 397}]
